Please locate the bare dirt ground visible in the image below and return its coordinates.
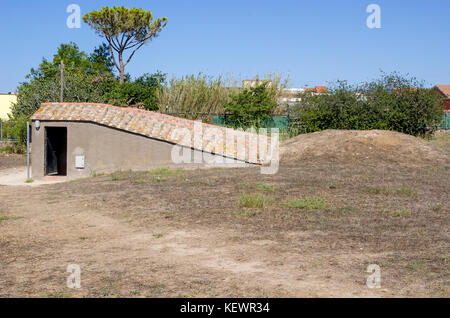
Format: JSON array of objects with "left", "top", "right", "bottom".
[
  {"left": 0, "top": 130, "right": 449, "bottom": 298},
  {"left": 0, "top": 153, "right": 26, "bottom": 171},
  {"left": 0, "top": 153, "right": 64, "bottom": 186}
]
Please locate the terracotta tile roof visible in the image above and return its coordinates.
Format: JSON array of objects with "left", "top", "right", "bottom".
[
  {"left": 436, "top": 85, "right": 450, "bottom": 98},
  {"left": 303, "top": 86, "right": 327, "bottom": 93},
  {"left": 32, "top": 103, "right": 272, "bottom": 164},
  {"left": 314, "top": 86, "right": 327, "bottom": 93}
]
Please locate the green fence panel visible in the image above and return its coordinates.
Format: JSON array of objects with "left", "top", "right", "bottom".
[
  {"left": 263, "top": 116, "right": 290, "bottom": 131},
  {"left": 440, "top": 112, "right": 449, "bottom": 130},
  {"left": 212, "top": 115, "right": 226, "bottom": 126},
  {"left": 212, "top": 115, "right": 289, "bottom": 131}
]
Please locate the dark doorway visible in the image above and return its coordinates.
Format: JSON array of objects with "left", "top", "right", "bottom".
[{"left": 45, "top": 127, "right": 67, "bottom": 176}]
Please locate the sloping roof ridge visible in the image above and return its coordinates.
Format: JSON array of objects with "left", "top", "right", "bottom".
[{"left": 39, "top": 102, "right": 267, "bottom": 139}]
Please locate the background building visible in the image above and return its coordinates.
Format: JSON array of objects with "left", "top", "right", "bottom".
[
  {"left": 0, "top": 92, "right": 16, "bottom": 120},
  {"left": 279, "top": 86, "right": 328, "bottom": 106},
  {"left": 435, "top": 85, "right": 450, "bottom": 111}
]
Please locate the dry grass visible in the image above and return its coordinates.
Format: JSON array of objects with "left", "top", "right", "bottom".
[
  {"left": 363, "top": 186, "right": 417, "bottom": 197},
  {"left": 148, "top": 168, "right": 182, "bottom": 175},
  {"left": 0, "top": 134, "right": 449, "bottom": 297},
  {"left": 430, "top": 133, "right": 450, "bottom": 154},
  {"left": 281, "top": 197, "right": 328, "bottom": 210}
]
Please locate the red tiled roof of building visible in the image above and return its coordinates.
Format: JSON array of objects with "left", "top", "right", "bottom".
[
  {"left": 314, "top": 86, "right": 327, "bottom": 93},
  {"left": 303, "top": 86, "right": 327, "bottom": 93},
  {"left": 436, "top": 85, "right": 450, "bottom": 98},
  {"left": 32, "top": 102, "right": 271, "bottom": 164}
]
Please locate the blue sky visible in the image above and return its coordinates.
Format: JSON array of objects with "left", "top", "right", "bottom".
[{"left": 0, "top": 0, "right": 449, "bottom": 92}]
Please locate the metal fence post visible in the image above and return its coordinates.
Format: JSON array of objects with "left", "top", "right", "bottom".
[
  {"left": 27, "top": 122, "right": 30, "bottom": 180},
  {"left": 60, "top": 60, "right": 64, "bottom": 102}
]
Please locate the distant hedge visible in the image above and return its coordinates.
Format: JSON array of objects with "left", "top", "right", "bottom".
[{"left": 289, "top": 73, "right": 444, "bottom": 137}]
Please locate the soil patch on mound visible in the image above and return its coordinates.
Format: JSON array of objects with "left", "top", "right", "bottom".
[{"left": 281, "top": 130, "right": 450, "bottom": 166}]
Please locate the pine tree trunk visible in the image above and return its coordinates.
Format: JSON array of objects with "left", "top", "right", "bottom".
[{"left": 119, "top": 52, "right": 125, "bottom": 83}]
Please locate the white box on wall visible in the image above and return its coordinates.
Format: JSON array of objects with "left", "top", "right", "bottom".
[{"left": 75, "top": 155, "right": 85, "bottom": 169}]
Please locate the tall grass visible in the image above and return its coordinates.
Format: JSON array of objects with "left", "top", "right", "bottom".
[
  {"left": 155, "top": 73, "right": 289, "bottom": 120},
  {"left": 155, "top": 73, "right": 236, "bottom": 119}
]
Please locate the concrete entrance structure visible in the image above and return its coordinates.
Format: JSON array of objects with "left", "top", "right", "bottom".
[{"left": 31, "top": 103, "right": 267, "bottom": 180}]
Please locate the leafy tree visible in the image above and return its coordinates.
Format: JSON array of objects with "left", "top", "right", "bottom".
[
  {"left": 224, "top": 82, "right": 278, "bottom": 128},
  {"left": 51, "top": 42, "right": 91, "bottom": 70},
  {"left": 33, "top": 42, "right": 114, "bottom": 79},
  {"left": 10, "top": 43, "right": 116, "bottom": 145},
  {"left": 104, "top": 72, "right": 167, "bottom": 110},
  {"left": 83, "top": 6, "right": 168, "bottom": 83},
  {"left": 90, "top": 43, "right": 115, "bottom": 74},
  {"left": 11, "top": 42, "right": 166, "bottom": 120},
  {"left": 11, "top": 43, "right": 115, "bottom": 119},
  {"left": 10, "top": 42, "right": 166, "bottom": 145}
]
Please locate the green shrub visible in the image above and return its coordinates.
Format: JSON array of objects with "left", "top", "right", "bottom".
[
  {"left": 7, "top": 116, "right": 29, "bottom": 146},
  {"left": 224, "top": 82, "right": 278, "bottom": 129},
  {"left": 0, "top": 118, "right": 27, "bottom": 154},
  {"left": 239, "top": 194, "right": 273, "bottom": 209},
  {"left": 0, "top": 143, "right": 25, "bottom": 154},
  {"left": 290, "top": 73, "right": 444, "bottom": 137}
]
